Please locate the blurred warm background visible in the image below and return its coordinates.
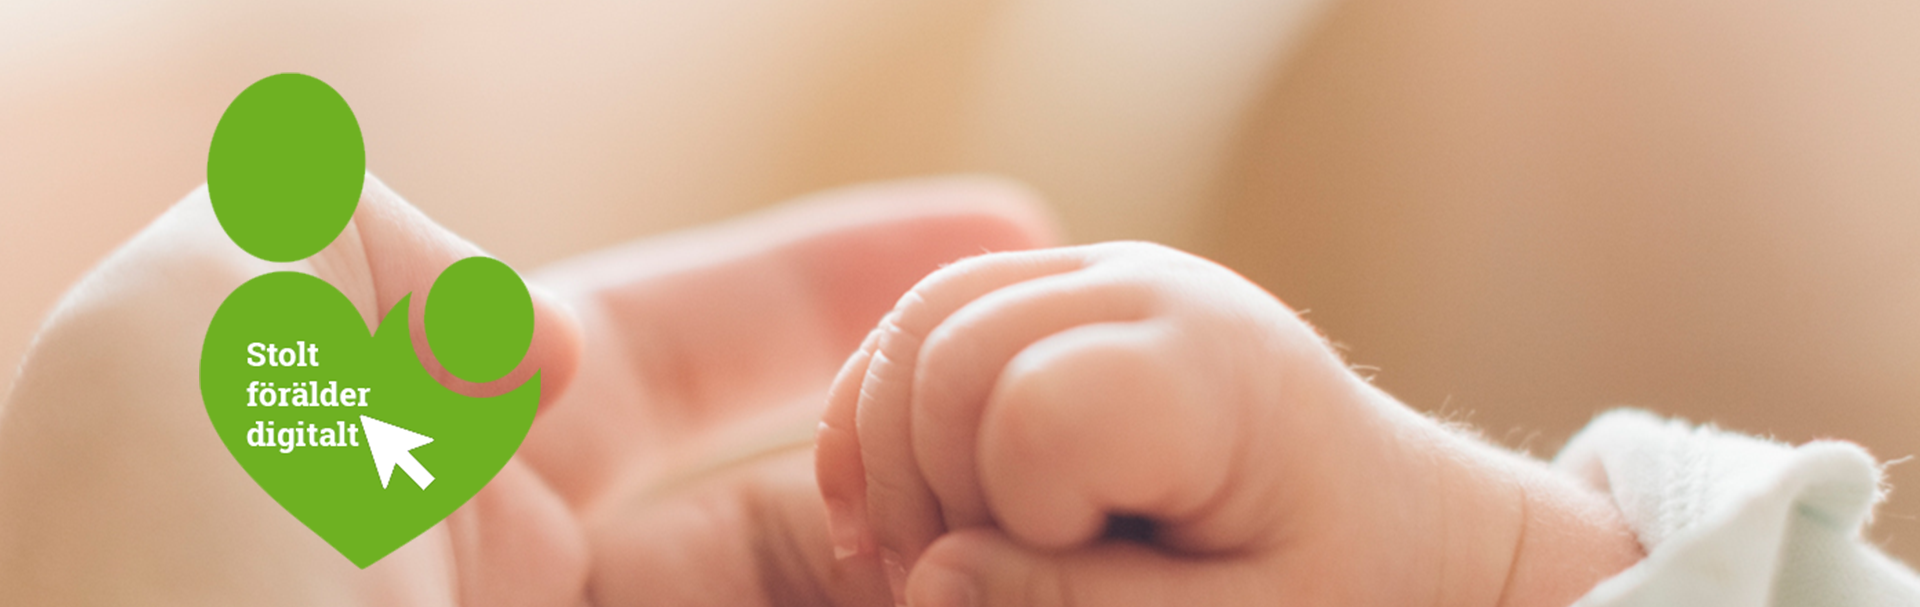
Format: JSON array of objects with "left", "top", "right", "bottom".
[{"left": 4, "top": 0, "right": 1918, "bottom": 561}]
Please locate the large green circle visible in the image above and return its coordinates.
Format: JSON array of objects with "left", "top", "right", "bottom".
[
  {"left": 426, "top": 257, "right": 534, "bottom": 383},
  {"left": 208, "top": 73, "right": 365, "bottom": 262}
]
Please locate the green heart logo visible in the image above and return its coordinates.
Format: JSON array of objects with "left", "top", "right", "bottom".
[{"left": 199, "top": 73, "right": 540, "bottom": 568}]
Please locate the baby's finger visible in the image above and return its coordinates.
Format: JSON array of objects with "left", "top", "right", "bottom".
[
  {"left": 974, "top": 321, "right": 1242, "bottom": 550},
  {"left": 852, "top": 249, "right": 1085, "bottom": 586},
  {"left": 816, "top": 327, "right": 881, "bottom": 559},
  {"left": 907, "top": 528, "right": 1288, "bottom": 607},
  {"left": 909, "top": 265, "right": 1154, "bottom": 536}
]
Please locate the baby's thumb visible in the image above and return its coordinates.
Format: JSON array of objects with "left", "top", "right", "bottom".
[
  {"left": 908, "top": 529, "right": 1285, "bottom": 607},
  {"left": 305, "top": 175, "right": 581, "bottom": 405}
]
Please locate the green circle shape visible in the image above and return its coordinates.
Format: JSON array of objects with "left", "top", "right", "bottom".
[
  {"left": 208, "top": 73, "right": 365, "bottom": 262},
  {"left": 426, "top": 257, "right": 534, "bottom": 384}
]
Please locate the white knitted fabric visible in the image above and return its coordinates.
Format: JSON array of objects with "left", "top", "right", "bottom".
[{"left": 1555, "top": 410, "right": 1920, "bottom": 606}]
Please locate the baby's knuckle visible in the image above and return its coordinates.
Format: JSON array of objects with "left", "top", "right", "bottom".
[
  {"left": 1096, "top": 240, "right": 1208, "bottom": 266},
  {"left": 920, "top": 249, "right": 1031, "bottom": 292}
]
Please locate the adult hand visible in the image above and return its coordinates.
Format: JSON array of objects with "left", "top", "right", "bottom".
[
  {"left": 0, "top": 176, "right": 586, "bottom": 605},
  {"left": 520, "top": 176, "right": 1053, "bottom": 606},
  {"left": 0, "top": 174, "right": 1051, "bottom": 606}
]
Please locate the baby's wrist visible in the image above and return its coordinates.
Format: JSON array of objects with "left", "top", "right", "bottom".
[
  {"left": 1425, "top": 432, "right": 1529, "bottom": 607},
  {"left": 1491, "top": 457, "right": 1643, "bottom": 607},
  {"left": 1418, "top": 425, "right": 1641, "bottom": 607}
]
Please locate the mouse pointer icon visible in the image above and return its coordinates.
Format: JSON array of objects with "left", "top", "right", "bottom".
[{"left": 360, "top": 415, "right": 435, "bottom": 489}]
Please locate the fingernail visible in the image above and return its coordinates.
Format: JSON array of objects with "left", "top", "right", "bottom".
[
  {"left": 911, "top": 563, "right": 979, "bottom": 607},
  {"left": 882, "top": 548, "right": 909, "bottom": 607},
  {"left": 824, "top": 497, "right": 871, "bottom": 560}
]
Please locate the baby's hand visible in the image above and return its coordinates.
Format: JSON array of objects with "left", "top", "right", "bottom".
[{"left": 815, "top": 242, "right": 1642, "bottom": 607}]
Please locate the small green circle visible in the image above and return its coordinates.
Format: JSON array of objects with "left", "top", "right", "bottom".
[
  {"left": 426, "top": 257, "right": 534, "bottom": 383},
  {"left": 208, "top": 73, "right": 365, "bottom": 262}
]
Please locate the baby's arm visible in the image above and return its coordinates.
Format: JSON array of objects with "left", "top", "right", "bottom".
[{"left": 815, "top": 242, "right": 1642, "bottom": 607}]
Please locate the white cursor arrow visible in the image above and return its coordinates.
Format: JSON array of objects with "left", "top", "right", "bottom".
[{"left": 360, "top": 415, "right": 435, "bottom": 489}]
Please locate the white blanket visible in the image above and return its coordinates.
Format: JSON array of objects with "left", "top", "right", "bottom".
[{"left": 1556, "top": 410, "right": 1920, "bottom": 606}]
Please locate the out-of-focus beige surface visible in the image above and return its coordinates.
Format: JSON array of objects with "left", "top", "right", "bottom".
[
  {"left": 0, "top": 0, "right": 1319, "bottom": 389},
  {"left": 1210, "top": 0, "right": 1920, "bottom": 560},
  {"left": 4, "top": 0, "right": 1918, "bottom": 562}
]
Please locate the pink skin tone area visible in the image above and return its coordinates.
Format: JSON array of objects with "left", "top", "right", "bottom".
[
  {"left": 2, "top": 170, "right": 1633, "bottom": 605},
  {"left": 0, "top": 175, "right": 1061, "bottom": 605},
  {"left": 816, "top": 242, "right": 1645, "bottom": 607}
]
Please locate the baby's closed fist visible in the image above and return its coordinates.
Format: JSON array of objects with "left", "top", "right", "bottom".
[{"left": 815, "top": 242, "right": 1641, "bottom": 607}]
